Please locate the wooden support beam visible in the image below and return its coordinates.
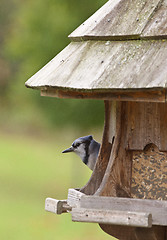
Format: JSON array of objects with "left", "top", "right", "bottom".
[
  {"left": 45, "top": 198, "right": 71, "bottom": 214},
  {"left": 80, "top": 195, "right": 167, "bottom": 226},
  {"left": 41, "top": 88, "right": 166, "bottom": 103},
  {"left": 72, "top": 208, "right": 152, "bottom": 228}
]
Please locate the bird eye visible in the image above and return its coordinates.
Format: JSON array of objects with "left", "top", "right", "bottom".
[{"left": 76, "top": 143, "right": 80, "bottom": 147}]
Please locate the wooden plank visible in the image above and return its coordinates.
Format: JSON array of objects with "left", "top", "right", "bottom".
[
  {"left": 142, "top": 0, "right": 167, "bottom": 38},
  {"left": 26, "top": 40, "right": 167, "bottom": 92},
  {"left": 72, "top": 208, "right": 152, "bottom": 227},
  {"left": 67, "top": 188, "right": 85, "bottom": 208},
  {"left": 41, "top": 89, "right": 166, "bottom": 102},
  {"left": 126, "top": 102, "right": 167, "bottom": 151},
  {"left": 80, "top": 196, "right": 167, "bottom": 226},
  {"left": 69, "top": 0, "right": 161, "bottom": 40},
  {"left": 45, "top": 198, "right": 71, "bottom": 214}
]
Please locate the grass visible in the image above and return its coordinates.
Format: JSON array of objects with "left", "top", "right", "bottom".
[{"left": 0, "top": 131, "right": 116, "bottom": 240}]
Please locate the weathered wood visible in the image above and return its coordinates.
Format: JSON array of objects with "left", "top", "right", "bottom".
[
  {"left": 67, "top": 188, "right": 85, "bottom": 208},
  {"left": 125, "top": 102, "right": 167, "bottom": 200},
  {"left": 142, "top": 0, "right": 167, "bottom": 38},
  {"left": 41, "top": 88, "right": 166, "bottom": 102},
  {"left": 95, "top": 102, "right": 132, "bottom": 197},
  {"left": 79, "top": 196, "right": 167, "bottom": 226},
  {"left": 45, "top": 198, "right": 71, "bottom": 214},
  {"left": 69, "top": 0, "right": 161, "bottom": 40},
  {"left": 93, "top": 101, "right": 167, "bottom": 238},
  {"left": 126, "top": 102, "right": 167, "bottom": 151},
  {"left": 72, "top": 208, "right": 152, "bottom": 228},
  {"left": 26, "top": 40, "right": 167, "bottom": 93},
  {"left": 80, "top": 101, "right": 113, "bottom": 195},
  {"left": 96, "top": 102, "right": 133, "bottom": 237}
]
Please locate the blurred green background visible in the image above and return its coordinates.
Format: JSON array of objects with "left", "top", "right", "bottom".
[{"left": 0, "top": 0, "right": 116, "bottom": 239}]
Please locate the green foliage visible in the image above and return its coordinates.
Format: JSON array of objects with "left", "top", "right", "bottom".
[
  {"left": 2, "top": 0, "right": 107, "bottom": 129},
  {"left": 0, "top": 132, "right": 116, "bottom": 240}
]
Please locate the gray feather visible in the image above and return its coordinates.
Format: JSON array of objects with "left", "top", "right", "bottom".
[{"left": 62, "top": 135, "right": 100, "bottom": 170}]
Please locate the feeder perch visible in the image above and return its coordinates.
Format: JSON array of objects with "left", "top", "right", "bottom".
[{"left": 26, "top": 0, "right": 167, "bottom": 239}]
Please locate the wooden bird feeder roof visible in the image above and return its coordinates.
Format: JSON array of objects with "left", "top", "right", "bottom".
[{"left": 25, "top": 0, "right": 167, "bottom": 102}]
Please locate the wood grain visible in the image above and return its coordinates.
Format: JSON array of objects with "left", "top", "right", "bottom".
[
  {"left": 93, "top": 102, "right": 133, "bottom": 238},
  {"left": 26, "top": 40, "right": 167, "bottom": 92},
  {"left": 72, "top": 208, "right": 152, "bottom": 227},
  {"left": 45, "top": 198, "right": 71, "bottom": 214},
  {"left": 142, "top": 0, "right": 167, "bottom": 38},
  {"left": 41, "top": 88, "right": 166, "bottom": 102},
  {"left": 94, "top": 101, "right": 167, "bottom": 238},
  {"left": 69, "top": 0, "right": 161, "bottom": 40},
  {"left": 95, "top": 102, "right": 132, "bottom": 197},
  {"left": 126, "top": 102, "right": 167, "bottom": 151},
  {"left": 67, "top": 188, "right": 85, "bottom": 208},
  {"left": 80, "top": 196, "right": 167, "bottom": 226}
]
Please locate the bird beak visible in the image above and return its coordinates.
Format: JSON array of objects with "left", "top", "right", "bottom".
[{"left": 62, "top": 146, "right": 74, "bottom": 153}]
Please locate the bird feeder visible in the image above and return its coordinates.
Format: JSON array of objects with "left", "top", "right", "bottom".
[{"left": 25, "top": 0, "right": 167, "bottom": 239}]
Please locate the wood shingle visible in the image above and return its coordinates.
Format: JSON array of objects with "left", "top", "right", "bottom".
[{"left": 69, "top": 0, "right": 162, "bottom": 40}]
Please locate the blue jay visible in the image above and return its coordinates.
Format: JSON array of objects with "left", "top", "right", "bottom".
[{"left": 62, "top": 135, "right": 100, "bottom": 170}]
